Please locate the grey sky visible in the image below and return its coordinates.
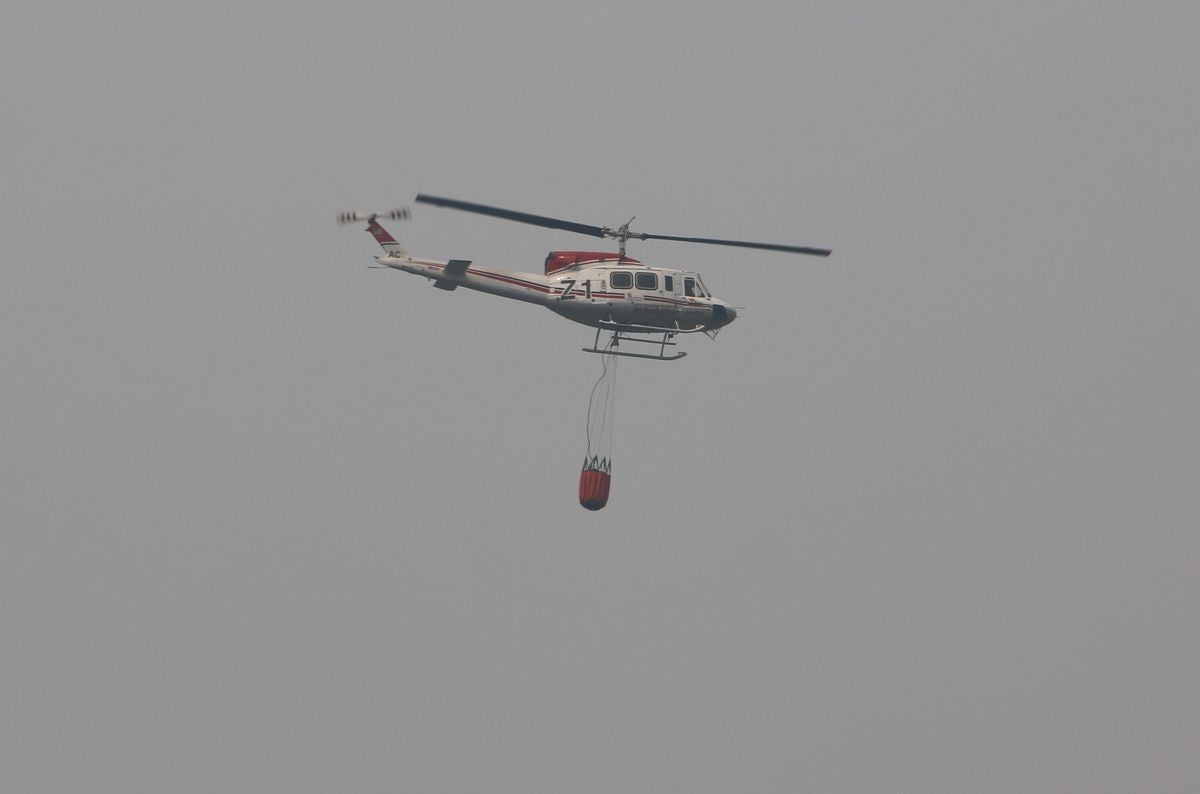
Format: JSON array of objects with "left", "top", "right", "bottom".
[{"left": 3, "top": 1, "right": 1198, "bottom": 791}]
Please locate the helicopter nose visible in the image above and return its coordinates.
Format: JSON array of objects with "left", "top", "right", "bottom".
[{"left": 711, "top": 303, "right": 737, "bottom": 327}]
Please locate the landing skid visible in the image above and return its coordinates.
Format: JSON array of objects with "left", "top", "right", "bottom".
[{"left": 582, "top": 326, "right": 687, "bottom": 362}]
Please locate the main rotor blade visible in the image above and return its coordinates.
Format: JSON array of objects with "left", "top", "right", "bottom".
[
  {"left": 640, "top": 232, "right": 832, "bottom": 257},
  {"left": 415, "top": 194, "right": 606, "bottom": 238}
]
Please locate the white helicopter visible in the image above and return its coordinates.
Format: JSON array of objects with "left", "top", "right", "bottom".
[{"left": 338, "top": 194, "right": 831, "bottom": 361}]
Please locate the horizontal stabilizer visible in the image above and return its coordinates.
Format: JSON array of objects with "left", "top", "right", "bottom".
[{"left": 433, "top": 259, "right": 471, "bottom": 290}]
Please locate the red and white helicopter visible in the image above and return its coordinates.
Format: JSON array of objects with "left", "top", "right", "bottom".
[{"left": 339, "top": 194, "right": 831, "bottom": 361}]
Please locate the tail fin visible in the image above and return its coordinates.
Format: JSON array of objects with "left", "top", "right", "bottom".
[{"left": 366, "top": 218, "right": 407, "bottom": 257}]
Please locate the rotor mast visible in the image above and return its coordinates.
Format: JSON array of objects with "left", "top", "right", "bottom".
[{"left": 603, "top": 217, "right": 640, "bottom": 257}]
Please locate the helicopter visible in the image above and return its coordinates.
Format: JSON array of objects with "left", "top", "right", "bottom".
[{"left": 338, "top": 194, "right": 831, "bottom": 361}]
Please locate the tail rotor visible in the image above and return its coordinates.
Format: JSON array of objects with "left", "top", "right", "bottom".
[{"left": 336, "top": 208, "right": 410, "bottom": 225}]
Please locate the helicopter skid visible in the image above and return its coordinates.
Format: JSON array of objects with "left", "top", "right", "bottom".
[
  {"left": 583, "top": 346, "right": 687, "bottom": 361},
  {"left": 583, "top": 326, "right": 687, "bottom": 362}
]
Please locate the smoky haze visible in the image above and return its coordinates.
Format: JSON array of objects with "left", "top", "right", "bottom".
[{"left": 2, "top": 2, "right": 1198, "bottom": 792}]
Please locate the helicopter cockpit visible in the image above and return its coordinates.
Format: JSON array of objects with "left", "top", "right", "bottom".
[{"left": 683, "top": 275, "right": 709, "bottom": 298}]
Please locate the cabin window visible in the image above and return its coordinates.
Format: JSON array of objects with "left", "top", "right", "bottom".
[
  {"left": 664, "top": 275, "right": 674, "bottom": 293},
  {"left": 635, "top": 272, "right": 658, "bottom": 290},
  {"left": 610, "top": 271, "right": 632, "bottom": 289}
]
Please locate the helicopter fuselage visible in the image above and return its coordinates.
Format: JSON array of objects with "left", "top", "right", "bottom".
[{"left": 374, "top": 251, "right": 737, "bottom": 334}]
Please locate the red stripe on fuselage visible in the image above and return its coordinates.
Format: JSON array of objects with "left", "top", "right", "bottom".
[
  {"left": 422, "top": 262, "right": 693, "bottom": 304},
  {"left": 423, "top": 262, "right": 554, "bottom": 294}
]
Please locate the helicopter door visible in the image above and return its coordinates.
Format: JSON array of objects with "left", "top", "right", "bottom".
[
  {"left": 634, "top": 270, "right": 670, "bottom": 324},
  {"left": 634, "top": 271, "right": 658, "bottom": 296},
  {"left": 609, "top": 271, "right": 633, "bottom": 296}
]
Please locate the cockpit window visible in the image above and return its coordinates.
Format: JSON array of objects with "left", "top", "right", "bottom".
[
  {"left": 684, "top": 277, "right": 704, "bottom": 298},
  {"left": 610, "top": 271, "right": 632, "bottom": 289},
  {"left": 635, "top": 272, "right": 658, "bottom": 290}
]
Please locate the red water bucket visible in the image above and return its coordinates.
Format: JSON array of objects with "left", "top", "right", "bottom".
[{"left": 579, "top": 467, "right": 612, "bottom": 511}]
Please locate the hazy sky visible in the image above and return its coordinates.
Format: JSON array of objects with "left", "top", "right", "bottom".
[{"left": 3, "top": 2, "right": 1198, "bottom": 792}]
